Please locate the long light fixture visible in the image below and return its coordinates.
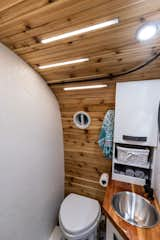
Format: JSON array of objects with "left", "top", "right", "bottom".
[
  {"left": 41, "top": 18, "right": 119, "bottom": 44},
  {"left": 136, "top": 22, "right": 160, "bottom": 41},
  {"left": 38, "top": 58, "right": 89, "bottom": 69},
  {"left": 64, "top": 84, "right": 108, "bottom": 91}
]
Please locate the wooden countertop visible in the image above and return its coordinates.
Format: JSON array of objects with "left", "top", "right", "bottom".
[{"left": 103, "top": 180, "right": 160, "bottom": 240}]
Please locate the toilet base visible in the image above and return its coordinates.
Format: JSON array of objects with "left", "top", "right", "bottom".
[{"left": 61, "top": 227, "right": 98, "bottom": 240}]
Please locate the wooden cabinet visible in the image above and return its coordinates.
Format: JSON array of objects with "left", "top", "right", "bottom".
[
  {"left": 114, "top": 80, "right": 160, "bottom": 147},
  {"left": 106, "top": 218, "right": 124, "bottom": 240}
]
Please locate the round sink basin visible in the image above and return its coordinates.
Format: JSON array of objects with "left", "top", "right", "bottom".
[{"left": 112, "top": 191, "right": 160, "bottom": 228}]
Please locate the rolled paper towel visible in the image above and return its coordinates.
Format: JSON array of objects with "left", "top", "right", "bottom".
[
  {"left": 125, "top": 168, "right": 134, "bottom": 177},
  {"left": 135, "top": 170, "right": 145, "bottom": 179},
  {"left": 99, "top": 173, "right": 109, "bottom": 187}
]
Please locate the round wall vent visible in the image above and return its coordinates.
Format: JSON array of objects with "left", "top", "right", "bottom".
[{"left": 73, "top": 111, "right": 91, "bottom": 129}]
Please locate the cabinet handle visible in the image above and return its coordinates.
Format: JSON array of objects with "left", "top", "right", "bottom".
[{"left": 123, "top": 135, "right": 147, "bottom": 142}]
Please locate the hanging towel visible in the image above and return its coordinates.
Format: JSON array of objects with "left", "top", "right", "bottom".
[{"left": 98, "top": 110, "right": 115, "bottom": 159}]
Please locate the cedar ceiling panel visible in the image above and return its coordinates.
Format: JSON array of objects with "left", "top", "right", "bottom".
[
  {"left": 0, "top": 0, "right": 24, "bottom": 12},
  {"left": 0, "top": 0, "right": 49, "bottom": 25},
  {"left": 0, "top": 0, "right": 160, "bottom": 84},
  {"left": 1, "top": 0, "right": 160, "bottom": 50}
]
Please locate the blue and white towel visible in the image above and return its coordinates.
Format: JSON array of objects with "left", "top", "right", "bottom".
[{"left": 98, "top": 110, "right": 115, "bottom": 159}]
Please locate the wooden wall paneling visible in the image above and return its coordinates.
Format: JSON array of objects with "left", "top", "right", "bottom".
[{"left": 52, "top": 81, "right": 115, "bottom": 202}]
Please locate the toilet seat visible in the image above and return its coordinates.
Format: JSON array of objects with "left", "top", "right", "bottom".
[{"left": 59, "top": 193, "right": 101, "bottom": 237}]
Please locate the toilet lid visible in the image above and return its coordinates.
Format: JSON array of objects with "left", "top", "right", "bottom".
[{"left": 59, "top": 193, "right": 100, "bottom": 234}]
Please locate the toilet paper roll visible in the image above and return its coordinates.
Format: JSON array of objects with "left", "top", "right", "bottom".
[{"left": 99, "top": 173, "right": 109, "bottom": 187}]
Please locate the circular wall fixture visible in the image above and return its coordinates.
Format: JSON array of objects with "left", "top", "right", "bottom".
[{"left": 73, "top": 111, "right": 91, "bottom": 129}]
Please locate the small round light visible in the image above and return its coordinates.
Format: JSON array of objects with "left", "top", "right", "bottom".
[{"left": 136, "top": 23, "right": 159, "bottom": 41}]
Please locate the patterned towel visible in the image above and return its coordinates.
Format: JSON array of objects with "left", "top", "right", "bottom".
[{"left": 98, "top": 110, "right": 115, "bottom": 159}]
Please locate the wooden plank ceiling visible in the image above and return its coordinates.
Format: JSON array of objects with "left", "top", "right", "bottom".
[{"left": 0, "top": 0, "right": 160, "bottom": 84}]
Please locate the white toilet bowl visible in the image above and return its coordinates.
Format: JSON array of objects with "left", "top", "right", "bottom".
[{"left": 59, "top": 193, "right": 101, "bottom": 240}]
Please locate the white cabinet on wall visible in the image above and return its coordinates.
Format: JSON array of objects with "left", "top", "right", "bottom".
[{"left": 114, "top": 80, "right": 160, "bottom": 147}]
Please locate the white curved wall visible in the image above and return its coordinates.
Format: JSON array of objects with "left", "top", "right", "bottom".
[{"left": 0, "top": 43, "right": 64, "bottom": 240}]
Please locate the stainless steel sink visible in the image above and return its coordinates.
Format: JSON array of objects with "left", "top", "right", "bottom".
[{"left": 112, "top": 191, "right": 160, "bottom": 228}]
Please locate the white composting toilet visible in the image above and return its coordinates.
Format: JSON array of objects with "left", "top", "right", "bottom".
[{"left": 59, "top": 193, "right": 101, "bottom": 240}]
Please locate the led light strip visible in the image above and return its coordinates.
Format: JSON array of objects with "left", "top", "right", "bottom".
[
  {"left": 41, "top": 18, "right": 119, "bottom": 44},
  {"left": 38, "top": 58, "right": 89, "bottom": 69},
  {"left": 64, "top": 84, "right": 108, "bottom": 91}
]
